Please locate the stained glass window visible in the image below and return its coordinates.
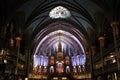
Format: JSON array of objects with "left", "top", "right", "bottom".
[{"left": 49, "top": 6, "right": 71, "bottom": 19}]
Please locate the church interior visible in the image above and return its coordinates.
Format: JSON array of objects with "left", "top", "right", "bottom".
[{"left": 0, "top": 0, "right": 120, "bottom": 80}]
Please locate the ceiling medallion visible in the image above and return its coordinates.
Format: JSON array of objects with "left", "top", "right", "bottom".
[{"left": 49, "top": 6, "right": 71, "bottom": 19}]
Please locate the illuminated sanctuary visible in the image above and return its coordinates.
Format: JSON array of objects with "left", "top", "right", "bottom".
[{"left": 33, "top": 30, "right": 86, "bottom": 78}]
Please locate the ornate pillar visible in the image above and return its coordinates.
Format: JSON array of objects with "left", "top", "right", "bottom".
[
  {"left": 10, "top": 38, "right": 14, "bottom": 47},
  {"left": 15, "top": 36, "right": 22, "bottom": 75},
  {"left": 110, "top": 21, "right": 119, "bottom": 71},
  {"left": 98, "top": 36, "right": 105, "bottom": 74},
  {"left": 90, "top": 46, "right": 96, "bottom": 80},
  {"left": 24, "top": 48, "right": 30, "bottom": 77},
  {"left": 15, "top": 37, "right": 22, "bottom": 47}
]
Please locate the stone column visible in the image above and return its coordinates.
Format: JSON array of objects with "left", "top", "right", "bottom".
[
  {"left": 110, "top": 21, "right": 119, "bottom": 71},
  {"left": 90, "top": 46, "right": 96, "bottom": 80},
  {"left": 15, "top": 36, "right": 22, "bottom": 75},
  {"left": 98, "top": 36, "right": 105, "bottom": 74},
  {"left": 24, "top": 48, "right": 29, "bottom": 77}
]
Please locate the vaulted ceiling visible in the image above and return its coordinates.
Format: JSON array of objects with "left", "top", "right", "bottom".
[{"left": 0, "top": 0, "right": 120, "bottom": 54}]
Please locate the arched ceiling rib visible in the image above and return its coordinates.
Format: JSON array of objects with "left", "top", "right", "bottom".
[
  {"left": 25, "top": 1, "right": 95, "bottom": 28},
  {"left": 33, "top": 22, "right": 86, "bottom": 43},
  {"left": 34, "top": 29, "right": 85, "bottom": 56},
  {"left": 40, "top": 31, "right": 80, "bottom": 51},
  {"left": 15, "top": 0, "right": 100, "bottom": 30}
]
